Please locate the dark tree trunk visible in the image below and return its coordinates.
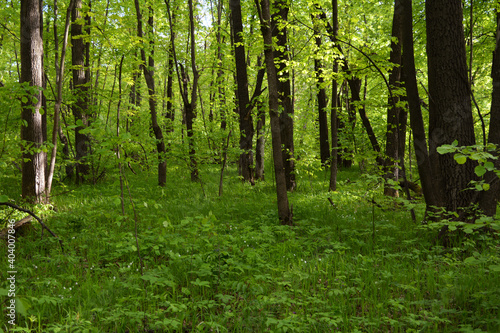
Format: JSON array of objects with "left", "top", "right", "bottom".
[
  {"left": 272, "top": 0, "right": 296, "bottom": 191},
  {"left": 258, "top": 0, "right": 292, "bottom": 225},
  {"left": 255, "top": 100, "right": 266, "bottom": 180},
  {"left": 348, "top": 77, "right": 381, "bottom": 159},
  {"left": 230, "top": 0, "right": 254, "bottom": 183},
  {"left": 401, "top": 0, "right": 441, "bottom": 209},
  {"left": 20, "top": 0, "right": 46, "bottom": 203},
  {"left": 329, "top": 0, "right": 339, "bottom": 192},
  {"left": 134, "top": 0, "right": 167, "bottom": 186},
  {"left": 71, "top": 0, "right": 91, "bottom": 183},
  {"left": 180, "top": 64, "right": 199, "bottom": 181},
  {"left": 426, "top": 0, "right": 476, "bottom": 214},
  {"left": 216, "top": 0, "right": 227, "bottom": 132},
  {"left": 479, "top": 9, "right": 500, "bottom": 216},
  {"left": 166, "top": 42, "right": 175, "bottom": 134},
  {"left": 313, "top": 17, "right": 330, "bottom": 166},
  {"left": 384, "top": 0, "right": 403, "bottom": 197}
]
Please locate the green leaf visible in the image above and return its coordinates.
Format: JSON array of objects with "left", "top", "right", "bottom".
[
  {"left": 113, "top": 197, "right": 122, "bottom": 206},
  {"left": 454, "top": 154, "right": 467, "bottom": 164},
  {"left": 483, "top": 183, "right": 490, "bottom": 191},
  {"left": 489, "top": 265, "right": 500, "bottom": 272},
  {"left": 16, "top": 297, "right": 30, "bottom": 317},
  {"left": 464, "top": 256, "right": 478, "bottom": 264},
  {"left": 0, "top": 195, "right": 8, "bottom": 203},
  {"left": 437, "top": 145, "right": 455, "bottom": 154},
  {"left": 484, "top": 161, "right": 495, "bottom": 171},
  {"left": 475, "top": 165, "right": 486, "bottom": 177}
]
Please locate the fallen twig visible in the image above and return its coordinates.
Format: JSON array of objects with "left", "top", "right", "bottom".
[{"left": 0, "top": 202, "right": 64, "bottom": 252}]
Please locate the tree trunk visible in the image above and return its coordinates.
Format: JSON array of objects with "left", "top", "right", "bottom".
[
  {"left": 258, "top": 0, "right": 292, "bottom": 225},
  {"left": 479, "top": 8, "right": 500, "bottom": 216},
  {"left": 313, "top": 17, "right": 330, "bottom": 166},
  {"left": 401, "top": 0, "right": 441, "bottom": 209},
  {"left": 426, "top": 0, "right": 477, "bottom": 214},
  {"left": 165, "top": 41, "right": 175, "bottom": 135},
  {"left": 384, "top": 0, "right": 403, "bottom": 197},
  {"left": 20, "top": 0, "right": 46, "bottom": 203},
  {"left": 134, "top": 0, "right": 167, "bottom": 186},
  {"left": 272, "top": 0, "right": 296, "bottom": 191},
  {"left": 230, "top": 0, "right": 254, "bottom": 183},
  {"left": 329, "top": 0, "right": 339, "bottom": 192},
  {"left": 349, "top": 77, "right": 381, "bottom": 159},
  {"left": 71, "top": 0, "right": 91, "bottom": 183},
  {"left": 47, "top": 0, "right": 75, "bottom": 197},
  {"left": 255, "top": 100, "right": 266, "bottom": 180}
]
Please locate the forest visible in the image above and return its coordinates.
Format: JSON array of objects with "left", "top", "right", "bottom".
[{"left": 0, "top": 0, "right": 499, "bottom": 331}]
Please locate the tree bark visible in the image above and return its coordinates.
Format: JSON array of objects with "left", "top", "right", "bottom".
[
  {"left": 165, "top": 41, "right": 175, "bottom": 135},
  {"left": 257, "top": 0, "right": 292, "bottom": 225},
  {"left": 426, "top": 0, "right": 477, "bottom": 213},
  {"left": 312, "top": 17, "right": 331, "bottom": 166},
  {"left": 134, "top": 0, "right": 167, "bottom": 186},
  {"left": 230, "top": 0, "right": 254, "bottom": 183},
  {"left": 329, "top": 0, "right": 339, "bottom": 192},
  {"left": 71, "top": 0, "right": 91, "bottom": 183},
  {"left": 20, "top": 0, "right": 46, "bottom": 203},
  {"left": 47, "top": 0, "right": 75, "bottom": 198},
  {"left": 479, "top": 8, "right": 500, "bottom": 216},
  {"left": 349, "top": 77, "right": 381, "bottom": 159},
  {"left": 401, "top": 0, "right": 441, "bottom": 209},
  {"left": 255, "top": 100, "right": 266, "bottom": 180},
  {"left": 272, "top": 0, "right": 296, "bottom": 191},
  {"left": 384, "top": 0, "right": 403, "bottom": 197}
]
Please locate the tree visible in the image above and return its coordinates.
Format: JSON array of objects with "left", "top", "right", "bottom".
[
  {"left": 401, "top": 0, "right": 441, "bottom": 210},
  {"left": 384, "top": 0, "right": 403, "bottom": 197},
  {"left": 256, "top": 0, "right": 292, "bottom": 225},
  {"left": 479, "top": 5, "right": 500, "bottom": 216},
  {"left": 20, "top": 0, "right": 46, "bottom": 203},
  {"left": 312, "top": 13, "right": 330, "bottom": 166},
  {"left": 272, "top": 0, "right": 296, "bottom": 191},
  {"left": 230, "top": 0, "right": 254, "bottom": 183},
  {"left": 47, "top": 0, "right": 76, "bottom": 198},
  {"left": 71, "top": 0, "right": 91, "bottom": 183},
  {"left": 426, "top": 0, "right": 477, "bottom": 214},
  {"left": 402, "top": 0, "right": 479, "bottom": 220},
  {"left": 134, "top": 0, "right": 167, "bottom": 186},
  {"left": 329, "top": 0, "right": 339, "bottom": 192}
]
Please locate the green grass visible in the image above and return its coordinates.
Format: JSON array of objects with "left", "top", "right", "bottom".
[{"left": 1, "top": 163, "right": 499, "bottom": 332}]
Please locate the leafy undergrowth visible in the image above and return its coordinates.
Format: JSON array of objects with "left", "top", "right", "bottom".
[{"left": 1, "top": 164, "right": 500, "bottom": 332}]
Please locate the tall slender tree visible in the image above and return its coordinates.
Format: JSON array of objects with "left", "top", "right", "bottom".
[
  {"left": 20, "top": 0, "right": 46, "bottom": 203},
  {"left": 256, "top": 0, "right": 292, "bottom": 225},
  {"left": 401, "top": 0, "right": 441, "bottom": 210},
  {"left": 479, "top": 5, "right": 500, "bottom": 216},
  {"left": 312, "top": 13, "right": 330, "bottom": 166},
  {"left": 134, "top": 0, "right": 167, "bottom": 186},
  {"left": 71, "top": 0, "right": 91, "bottom": 183},
  {"left": 329, "top": 0, "right": 339, "bottom": 191},
  {"left": 230, "top": 0, "right": 254, "bottom": 183},
  {"left": 384, "top": 0, "right": 403, "bottom": 197},
  {"left": 272, "top": 0, "right": 296, "bottom": 191}
]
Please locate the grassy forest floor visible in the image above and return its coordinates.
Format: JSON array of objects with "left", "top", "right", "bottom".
[{"left": 1, "top": 163, "right": 500, "bottom": 332}]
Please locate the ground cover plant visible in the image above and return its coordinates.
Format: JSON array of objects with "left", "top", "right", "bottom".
[{"left": 1, "top": 163, "right": 499, "bottom": 332}]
